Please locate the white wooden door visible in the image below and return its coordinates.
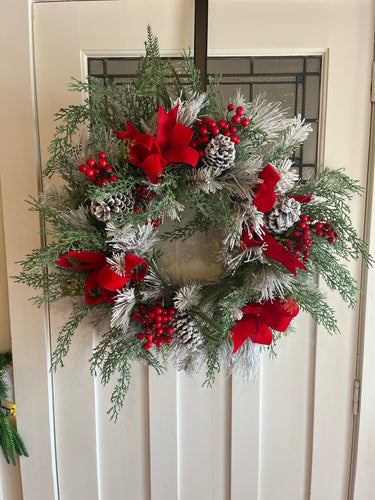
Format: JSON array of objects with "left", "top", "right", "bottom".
[{"left": 3, "top": 1, "right": 375, "bottom": 499}]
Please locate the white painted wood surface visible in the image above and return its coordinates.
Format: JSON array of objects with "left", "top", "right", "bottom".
[{"left": 2, "top": 0, "right": 375, "bottom": 499}]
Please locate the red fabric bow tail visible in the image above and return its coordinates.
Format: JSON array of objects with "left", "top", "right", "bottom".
[{"left": 241, "top": 227, "right": 306, "bottom": 276}]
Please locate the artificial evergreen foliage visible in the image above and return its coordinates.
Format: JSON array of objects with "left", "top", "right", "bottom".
[
  {"left": 15, "top": 27, "right": 372, "bottom": 419},
  {"left": 0, "top": 352, "right": 28, "bottom": 465}
]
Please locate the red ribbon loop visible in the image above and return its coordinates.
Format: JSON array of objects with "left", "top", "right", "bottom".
[
  {"left": 114, "top": 105, "right": 199, "bottom": 184},
  {"left": 231, "top": 298, "right": 299, "bottom": 353},
  {"left": 252, "top": 164, "right": 281, "bottom": 212},
  {"left": 56, "top": 251, "right": 148, "bottom": 305}
]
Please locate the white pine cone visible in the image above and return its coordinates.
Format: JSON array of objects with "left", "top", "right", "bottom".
[
  {"left": 171, "top": 312, "right": 204, "bottom": 350},
  {"left": 91, "top": 193, "right": 134, "bottom": 222},
  {"left": 265, "top": 197, "right": 301, "bottom": 234},
  {"left": 202, "top": 134, "right": 236, "bottom": 170}
]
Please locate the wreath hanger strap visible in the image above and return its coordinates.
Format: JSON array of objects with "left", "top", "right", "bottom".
[{"left": 194, "top": 0, "right": 209, "bottom": 92}]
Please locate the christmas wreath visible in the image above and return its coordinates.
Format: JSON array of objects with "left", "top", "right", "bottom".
[{"left": 17, "top": 28, "right": 371, "bottom": 420}]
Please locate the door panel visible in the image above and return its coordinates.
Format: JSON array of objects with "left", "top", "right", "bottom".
[{"left": 5, "top": 1, "right": 373, "bottom": 499}]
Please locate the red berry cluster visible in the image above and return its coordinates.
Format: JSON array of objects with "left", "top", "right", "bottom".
[
  {"left": 190, "top": 105, "right": 249, "bottom": 154},
  {"left": 132, "top": 185, "right": 154, "bottom": 213},
  {"left": 131, "top": 302, "right": 176, "bottom": 350},
  {"left": 78, "top": 152, "right": 118, "bottom": 187},
  {"left": 285, "top": 215, "right": 337, "bottom": 262},
  {"left": 311, "top": 219, "right": 337, "bottom": 243},
  {"left": 132, "top": 185, "right": 162, "bottom": 230}
]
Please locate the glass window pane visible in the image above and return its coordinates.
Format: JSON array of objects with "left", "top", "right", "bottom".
[
  {"left": 306, "top": 57, "right": 321, "bottom": 73},
  {"left": 302, "top": 122, "right": 317, "bottom": 165},
  {"left": 207, "top": 58, "right": 251, "bottom": 75},
  {"left": 304, "top": 76, "right": 320, "bottom": 119},
  {"left": 253, "top": 83, "right": 296, "bottom": 116},
  {"left": 253, "top": 57, "right": 304, "bottom": 74}
]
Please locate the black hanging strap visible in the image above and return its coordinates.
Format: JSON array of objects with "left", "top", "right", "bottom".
[{"left": 194, "top": 0, "right": 209, "bottom": 91}]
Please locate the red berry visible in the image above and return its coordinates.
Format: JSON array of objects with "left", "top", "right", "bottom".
[
  {"left": 236, "top": 106, "right": 244, "bottom": 116},
  {"left": 98, "top": 159, "right": 107, "bottom": 168},
  {"left": 137, "top": 333, "right": 144, "bottom": 340},
  {"left": 303, "top": 256, "right": 309, "bottom": 262},
  {"left": 110, "top": 175, "right": 118, "bottom": 182},
  {"left": 89, "top": 176, "right": 97, "bottom": 183},
  {"left": 315, "top": 222, "right": 323, "bottom": 229},
  {"left": 166, "top": 327, "right": 174, "bottom": 335},
  {"left": 200, "top": 127, "right": 208, "bottom": 135},
  {"left": 223, "top": 131, "right": 231, "bottom": 137},
  {"left": 202, "top": 135, "right": 209, "bottom": 144},
  {"left": 86, "top": 158, "right": 96, "bottom": 168},
  {"left": 79, "top": 164, "right": 87, "bottom": 172},
  {"left": 316, "top": 229, "right": 323, "bottom": 237},
  {"left": 166, "top": 337, "right": 173, "bottom": 344},
  {"left": 328, "top": 237, "right": 335, "bottom": 244},
  {"left": 156, "top": 328, "right": 164, "bottom": 336},
  {"left": 195, "top": 119, "right": 203, "bottom": 127},
  {"left": 301, "top": 215, "right": 309, "bottom": 222},
  {"left": 203, "top": 117, "right": 211, "bottom": 125},
  {"left": 134, "top": 207, "right": 140, "bottom": 213},
  {"left": 197, "top": 136, "right": 204, "bottom": 145},
  {"left": 156, "top": 340, "right": 163, "bottom": 348},
  {"left": 241, "top": 118, "right": 250, "bottom": 127},
  {"left": 190, "top": 141, "right": 197, "bottom": 148},
  {"left": 218, "top": 120, "right": 227, "bottom": 129},
  {"left": 146, "top": 333, "right": 153, "bottom": 341},
  {"left": 209, "top": 120, "right": 216, "bottom": 128},
  {"left": 298, "top": 221, "right": 306, "bottom": 229},
  {"left": 143, "top": 343, "right": 150, "bottom": 350},
  {"left": 211, "top": 126, "right": 220, "bottom": 135},
  {"left": 98, "top": 152, "right": 106, "bottom": 159},
  {"left": 102, "top": 178, "right": 110, "bottom": 185},
  {"left": 231, "top": 115, "right": 241, "bottom": 124},
  {"left": 168, "top": 308, "right": 175, "bottom": 315},
  {"left": 154, "top": 307, "right": 162, "bottom": 314},
  {"left": 85, "top": 168, "right": 95, "bottom": 177},
  {"left": 230, "top": 135, "right": 237, "bottom": 143},
  {"left": 94, "top": 168, "right": 100, "bottom": 175},
  {"left": 105, "top": 166, "right": 114, "bottom": 174},
  {"left": 198, "top": 150, "right": 204, "bottom": 157},
  {"left": 145, "top": 341, "right": 153, "bottom": 349},
  {"left": 229, "top": 126, "right": 237, "bottom": 134},
  {"left": 293, "top": 230, "right": 301, "bottom": 238},
  {"left": 227, "top": 104, "right": 235, "bottom": 111}
]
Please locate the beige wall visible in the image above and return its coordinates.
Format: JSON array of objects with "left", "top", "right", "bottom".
[{"left": 0, "top": 177, "right": 11, "bottom": 352}]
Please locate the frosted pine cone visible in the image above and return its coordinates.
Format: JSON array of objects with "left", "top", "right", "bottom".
[
  {"left": 91, "top": 193, "right": 134, "bottom": 222},
  {"left": 170, "top": 312, "right": 204, "bottom": 350},
  {"left": 265, "top": 196, "right": 301, "bottom": 234},
  {"left": 202, "top": 134, "right": 236, "bottom": 170}
]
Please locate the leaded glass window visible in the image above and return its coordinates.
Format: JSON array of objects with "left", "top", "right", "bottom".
[{"left": 88, "top": 56, "right": 321, "bottom": 179}]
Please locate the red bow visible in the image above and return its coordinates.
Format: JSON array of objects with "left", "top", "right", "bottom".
[
  {"left": 114, "top": 105, "right": 199, "bottom": 184},
  {"left": 56, "top": 251, "right": 148, "bottom": 305},
  {"left": 231, "top": 298, "right": 299, "bottom": 353},
  {"left": 241, "top": 164, "right": 307, "bottom": 275},
  {"left": 253, "top": 163, "right": 281, "bottom": 212}
]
